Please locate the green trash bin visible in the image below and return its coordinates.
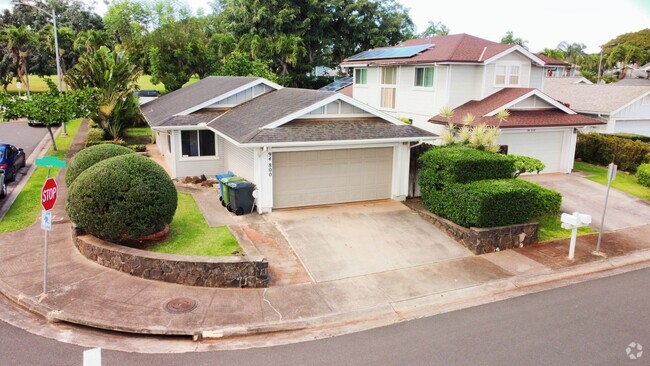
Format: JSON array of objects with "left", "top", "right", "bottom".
[{"left": 220, "top": 176, "right": 246, "bottom": 209}]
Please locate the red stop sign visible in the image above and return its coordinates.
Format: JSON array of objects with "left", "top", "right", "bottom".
[{"left": 41, "top": 177, "right": 58, "bottom": 211}]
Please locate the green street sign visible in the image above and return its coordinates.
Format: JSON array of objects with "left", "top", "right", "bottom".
[{"left": 35, "top": 156, "right": 66, "bottom": 169}]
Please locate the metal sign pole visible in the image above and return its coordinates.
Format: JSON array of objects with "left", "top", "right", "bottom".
[
  {"left": 43, "top": 167, "right": 51, "bottom": 294},
  {"left": 595, "top": 163, "right": 616, "bottom": 253}
]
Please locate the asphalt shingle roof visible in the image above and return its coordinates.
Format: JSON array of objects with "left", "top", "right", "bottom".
[
  {"left": 428, "top": 88, "right": 602, "bottom": 128},
  {"left": 141, "top": 76, "right": 261, "bottom": 126},
  {"left": 543, "top": 78, "right": 650, "bottom": 114}
]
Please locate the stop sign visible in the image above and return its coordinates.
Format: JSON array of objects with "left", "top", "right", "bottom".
[{"left": 41, "top": 177, "right": 58, "bottom": 211}]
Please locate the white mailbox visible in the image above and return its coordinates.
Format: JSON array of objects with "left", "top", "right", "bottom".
[{"left": 561, "top": 211, "right": 592, "bottom": 260}]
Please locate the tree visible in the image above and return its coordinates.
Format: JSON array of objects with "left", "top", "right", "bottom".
[
  {"left": 65, "top": 46, "right": 142, "bottom": 139},
  {"left": 74, "top": 29, "right": 110, "bottom": 53},
  {"left": 557, "top": 42, "right": 587, "bottom": 65},
  {"left": 500, "top": 31, "right": 528, "bottom": 49},
  {"left": 0, "top": 79, "right": 96, "bottom": 150},
  {"left": 420, "top": 20, "right": 450, "bottom": 37},
  {"left": 1, "top": 26, "right": 34, "bottom": 94},
  {"left": 539, "top": 48, "right": 565, "bottom": 61},
  {"left": 217, "top": 51, "right": 281, "bottom": 83},
  {"left": 103, "top": 0, "right": 152, "bottom": 69}
]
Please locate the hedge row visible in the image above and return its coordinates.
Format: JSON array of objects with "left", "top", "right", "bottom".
[
  {"left": 576, "top": 132, "right": 650, "bottom": 172},
  {"left": 418, "top": 146, "right": 516, "bottom": 193},
  {"left": 638, "top": 163, "right": 650, "bottom": 187},
  {"left": 612, "top": 133, "right": 650, "bottom": 144}
]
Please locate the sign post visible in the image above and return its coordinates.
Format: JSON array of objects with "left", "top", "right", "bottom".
[
  {"left": 35, "top": 156, "right": 65, "bottom": 295},
  {"left": 561, "top": 212, "right": 592, "bottom": 260}
]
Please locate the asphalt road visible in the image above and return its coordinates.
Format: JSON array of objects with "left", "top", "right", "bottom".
[{"left": 2, "top": 267, "right": 650, "bottom": 365}]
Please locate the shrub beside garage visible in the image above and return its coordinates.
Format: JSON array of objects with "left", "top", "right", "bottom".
[
  {"left": 66, "top": 154, "right": 177, "bottom": 242},
  {"left": 576, "top": 132, "right": 650, "bottom": 172},
  {"left": 638, "top": 163, "right": 650, "bottom": 187}
]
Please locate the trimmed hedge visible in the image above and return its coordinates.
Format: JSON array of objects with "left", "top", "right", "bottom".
[
  {"left": 612, "top": 133, "right": 650, "bottom": 144},
  {"left": 418, "top": 146, "right": 515, "bottom": 193},
  {"left": 638, "top": 163, "right": 650, "bottom": 187},
  {"left": 85, "top": 127, "right": 105, "bottom": 147},
  {"left": 66, "top": 154, "right": 177, "bottom": 242},
  {"left": 65, "top": 144, "right": 135, "bottom": 186},
  {"left": 517, "top": 180, "right": 562, "bottom": 217},
  {"left": 576, "top": 132, "right": 650, "bottom": 172}
]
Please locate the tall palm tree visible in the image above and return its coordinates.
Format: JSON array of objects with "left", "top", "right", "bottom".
[
  {"left": 557, "top": 42, "right": 587, "bottom": 65},
  {"left": 73, "top": 30, "right": 110, "bottom": 54},
  {"left": 2, "top": 26, "right": 34, "bottom": 94},
  {"left": 420, "top": 21, "right": 450, "bottom": 38},
  {"left": 500, "top": 31, "right": 528, "bottom": 49},
  {"left": 65, "top": 46, "right": 142, "bottom": 138}
]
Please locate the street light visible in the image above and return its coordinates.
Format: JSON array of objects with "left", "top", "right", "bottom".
[{"left": 12, "top": 0, "right": 66, "bottom": 135}]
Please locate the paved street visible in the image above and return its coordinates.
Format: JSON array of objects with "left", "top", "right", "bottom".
[{"left": 2, "top": 266, "right": 650, "bottom": 365}]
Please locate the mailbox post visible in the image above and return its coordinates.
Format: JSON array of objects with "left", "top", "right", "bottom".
[{"left": 561, "top": 212, "right": 592, "bottom": 259}]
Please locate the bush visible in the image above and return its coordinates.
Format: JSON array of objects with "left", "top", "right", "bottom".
[
  {"left": 84, "top": 127, "right": 105, "bottom": 147},
  {"left": 638, "top": 163, "right": 650, "bottom": 187},
  {"left": 66, "top": 154, "right": 177, "bottom": 242},
  {"left": 128, "top": 144, "right": 147, "bottom": 152},
  {"left": 422, "top": 179, "right": 536, "bottom": 228},
  {"left": 65, "top": 144, "right": 135, "bottom": 186},
  {"left": 576, "top": 132, "right": 650, "bottom": 172},
  {"left": 418, "top": 146, "right": 515, "bottom": 194},
  {"left": 511, "top": 155, "right": 545, "bottom": 177},
  {"left": 612, "top": 133, "right": 650, "bottom": 144},
  {"left": 516, "top": 180, "right": 562, "bottom": 216}
]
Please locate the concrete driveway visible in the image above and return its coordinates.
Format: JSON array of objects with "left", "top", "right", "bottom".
[
  {"left": 268, "top": 201, "right": 470, "bottom": 282},
  {"left": 525, "top": 173, "right": 650, "bottom": 232}
]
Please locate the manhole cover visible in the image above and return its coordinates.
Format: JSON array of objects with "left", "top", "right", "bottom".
[{"left": 164, "top": 297, "right": 198, "bottom": 314}]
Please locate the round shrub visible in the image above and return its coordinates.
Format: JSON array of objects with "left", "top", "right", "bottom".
[
  {"left": 66, "top": 154, "right": 177, "bottom": 242},
  {"left": 637, "top": 163, "right": 650, "bottom": 187},
  {"left": 66, "top": 144, "right": 135, "bottom": 186}
]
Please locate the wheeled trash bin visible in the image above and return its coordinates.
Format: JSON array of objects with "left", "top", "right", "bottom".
[
  {"left": 220, "top": 176, "right": 246, "bottom": 208},
  {"left": 215, "top": 171, "right": 234, "bottom": 202},
  {"left": 228, "top": 181, "right": 256, "bottom": 215}
]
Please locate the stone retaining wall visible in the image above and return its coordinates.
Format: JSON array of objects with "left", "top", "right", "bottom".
[
  {"left": 74, "top": 233, "right": 269, "bottom": 288},
  {"left": 410, "top": 205, "right": 538, "bottom": 254}
]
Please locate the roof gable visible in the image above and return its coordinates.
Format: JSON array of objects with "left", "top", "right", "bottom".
[{"left": 543, "top": 78, "right": 650, "bottom": 114}]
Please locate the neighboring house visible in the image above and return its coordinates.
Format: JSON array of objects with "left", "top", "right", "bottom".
[
  {"left": 543, "top": 77, "right": 650, "bottom": 136},
  {"left": 536, "top": 55, "right": 576, "bottom": 77},
  {"left": 340, "top": 33, "right": 602, "bottom": 173},
  {"left": 320, "top": 77, "right": 353, "bottom": 97},
  {"left": 141, "top": 76, "right": 435, "bottom": 212}
]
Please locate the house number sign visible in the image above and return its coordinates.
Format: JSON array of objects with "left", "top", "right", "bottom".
[{"left": 268, "top": 152, "right": 273, "bottom": 177}]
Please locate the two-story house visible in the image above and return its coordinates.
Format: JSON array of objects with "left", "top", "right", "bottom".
[{"left": 340, "top": 33, "right": 601, "bottom": 173}]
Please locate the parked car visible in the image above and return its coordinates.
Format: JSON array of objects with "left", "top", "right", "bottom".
[
  {"left": 0, "top": 144, "right": 26, "bottom": 182},
  {"left": 133, "top": 90, "right": 161, "bottom": 98},
  {"left": 28, "top": 120, "right": 61, "bottom": 127},
  {"left": 0, "top": 169, "right": 6, "bottom": 199}
]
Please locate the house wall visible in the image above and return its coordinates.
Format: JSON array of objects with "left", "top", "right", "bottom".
[
  {"left": 449, "top": 64, "right": 481, "bottom": 109},
  {"left": 171, "top": 130, "right": 224, "bottom": 178},
  {"left": 222, "top": 138, "right": 255, "bottom": 181},
  {"left": 483, "top": 52, "right": 532, "bottom": 97},
  {"left": 155, "top": 130, "right": 174, "bottom": 174},
  {"left": 511, "top": 95, "right": 555, "bottom": 109},
  {"left": 304, "top": 100, "right": 371, "bottom": 117},
  {"left": 530, "top": 66, "right": 545, "bottom": 89},
  {"left": 607, "top": 95, "right": 650, "bottom": 136}
]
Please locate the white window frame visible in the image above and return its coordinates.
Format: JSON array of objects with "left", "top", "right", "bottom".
[
  {"left": 178, "top": 129, "right": 220, "bottom": 162},
  {"left": 414, "top": 66, "right": 434, "bottom": 88},
  {"left": 380, "top": 66, "right": 397, "bottom": 110},
  {"left": 354, "top": 68, "right": 368, "bottom": 86},
  {"left": 494, "top": 62, "right": 522, "bottom": 87}
]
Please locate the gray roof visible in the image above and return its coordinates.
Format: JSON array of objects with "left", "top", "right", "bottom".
[
  {"left": 543, "top": 77, "right": 650, "bottom": 114},
  {"left": 141, "top": 76, "right": 261, "bottom": 126},
  {"left": 248, "top": 118, "right": 435, "bottom": 144},
  {"left": 207, "top": 88, "right": 337, "bottom": 143},
  {"left": 157, "top": 111, "right": 224, "bottom": 127}
]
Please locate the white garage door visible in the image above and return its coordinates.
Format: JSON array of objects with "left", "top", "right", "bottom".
[
  {"left": 498, "top": 131, "right": 565, "bottom": 173},
  {"left": 273, "top": 148, "right": 393, "bottom": 208},
  {"left": 615, "top": 120, "right": 650, "bottom": 137}
]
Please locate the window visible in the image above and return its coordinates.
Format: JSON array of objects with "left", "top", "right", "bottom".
[
  {"left": 354, "top": 68, "right": 367, "bottom": 85},
  {"left": 495, "top": 64, "right": 521, "bottom": 86},
  {"left": 414, "top": 67, "right": 434, "bottom": 87},
  {"left": 381, "top": 66, "right": 397, "bottom": 109},
  {"left": 181, "top": 130, "right": 216, "bottom": 157},
  {"left": 166, "top": 134, "right": 171, "bottom": 153}
]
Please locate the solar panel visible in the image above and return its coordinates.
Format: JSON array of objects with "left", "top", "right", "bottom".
[
  {"left": 346, "top": 44, "right": 433, "bottom": 61},
  {"left": 319, "top": 77, "right": 353, "bottom": 91}
]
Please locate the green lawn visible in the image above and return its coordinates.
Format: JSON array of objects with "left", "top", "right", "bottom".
[
  {"left": 123, "top": 126, "right": 153, "bottom": 144},
  {"left": 148, "top": 193, "right": 240, "bottom": 257},
  {"left": 0, "top": 118, "right": 82, "bottom": 232},
  {"left": 536, "top": 214, "right": 596, "bottom": 242},
  {"left": 573, "top": 161, "right": 650, "bottom": 200}
]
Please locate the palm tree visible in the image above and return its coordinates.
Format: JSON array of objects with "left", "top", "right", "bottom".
[
  {"left": 557, "top": 42, "right": 587, "bottom": 65},
  {"left": 65, "top": 46, "right": 142, "bottom": 139},
  {"left": 74, "top": 30, "right": 110, "bottom": 53},
  {"left": 420, "top": 21, "right": 450, "bottom": 38},
  {"left": 2, "top": 26, "right": 34, "bottom": 95},
  {"left": 500, "top": 31, "right": 528, "bottom": 49},
  {"left": 539, "top": 48, "right": 565, "bottom": 61}
]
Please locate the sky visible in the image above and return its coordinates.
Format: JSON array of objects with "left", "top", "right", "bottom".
[{"left": 1, "top": 0, "right": 648, "bottom": 54}]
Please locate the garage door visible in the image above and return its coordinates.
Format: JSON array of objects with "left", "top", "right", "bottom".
[
  {"left": 497, "top": 131, "right": 565, "bottom": 173},
  {"left": 615, "top": 120, "right": 650, "bottom": 137},
  {"left": 273, "top": 148, "right": 393, "bottom": 208}
]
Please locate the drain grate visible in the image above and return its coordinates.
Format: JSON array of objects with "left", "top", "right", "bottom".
[{"left": 164, "top": 297, "right": 198, "bottom": 314}]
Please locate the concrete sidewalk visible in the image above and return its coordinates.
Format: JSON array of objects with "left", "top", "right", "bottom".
[{"left": 1, "top": 122, "right": 650, "bottom": 340}]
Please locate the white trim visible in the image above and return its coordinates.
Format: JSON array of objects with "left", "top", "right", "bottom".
[
  {"left": 178, "top": 156, "right": 221, "bottom": 162},
  {"left": 483, "top": 45, "right": 546, "bottom": 65},
  {"left": 611, "top": 90, "right": 650, "bottom": 116},
  {"left": 484, "top": 89, "right": 575, "bottom": 116},
  {"left": 299, "top": 113, "right": 373, "bottom": 119},
  {"left": 413, "top": 66, "right": 435, "bottom": 88},
  {"left": 236, "top": 136, "right": 438, "bottom": 149},
  {"left": 269, "top": 142, "right": 401, "bottom": 152},
  {"left": 174, "top": 79, "right": 282, "bottom": 116},
  {"left": 354, "top": 67, "right": 368, "bottom": 85},
  {"left": 493, "top": 62, "right": 522, "bottom": 87},
  {"left": 151, "top": 125, "right": 214, "bottom": 131}
]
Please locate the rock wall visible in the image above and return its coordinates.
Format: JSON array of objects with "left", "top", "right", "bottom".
[{"left": 74, "top": 233, "right": 269, "bottom": 288}]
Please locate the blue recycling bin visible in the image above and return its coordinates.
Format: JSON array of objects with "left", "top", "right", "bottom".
[{"left": 215, "top": 171, "right": 234, "bottom": 202}]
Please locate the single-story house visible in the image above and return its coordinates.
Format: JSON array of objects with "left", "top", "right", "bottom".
[
  {"left": 428, "top": 88, "right": 603, "bottom": 173},
  {"left": 543, "top": 77, "right": 650, "bottom": 136},
  {"left": 141, "top": 76, "right": 436, "bottom": 212}
]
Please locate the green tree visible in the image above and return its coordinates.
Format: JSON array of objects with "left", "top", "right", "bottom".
[
  {"left": 0, "top": 79, "right": 96, "bottom": 150},
  {"left": 557, "top": 41, "right": 587, "bottom": 65},
  {"left": 420, "top": 20, "right": 450, "bottom": 37},
  {"left": 1, "top": 26, "right": 34, "bottom": 94},
  {"left": 500, "top": 31, "right": 528, "bottom": 49},
  {"left": 539, "top": 48, "right": 565, "bottom": 61},
  {"left": 65, "top": 46, "right": 142, "bottom": 139},
  {"left": 74, "top": 29, "right": 110, "bottom": 53},
  {"left": 218, "top": 51, "right": 281, "bottom": 83}
]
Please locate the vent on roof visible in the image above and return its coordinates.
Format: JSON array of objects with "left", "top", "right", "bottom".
[
  {"left": 346, "top": 44, "right": 433, "bottom": 61},
  {"left": 319, "top": 77, "right": 353, "bottom": 91}
]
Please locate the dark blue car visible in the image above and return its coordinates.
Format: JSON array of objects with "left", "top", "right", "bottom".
[{"left": 0, "top": 144, "right": 26, "bottom": 182}]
